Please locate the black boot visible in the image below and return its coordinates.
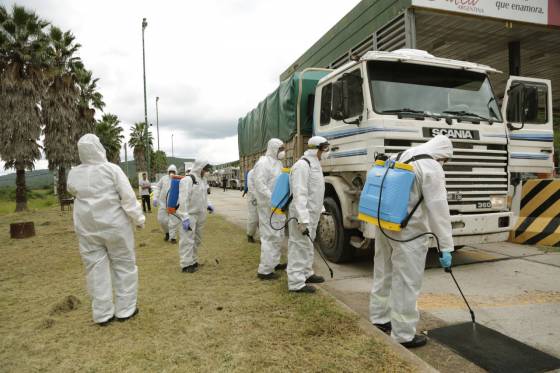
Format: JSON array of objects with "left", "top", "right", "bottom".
[
  {"left": 274, "top": 263, "right": 287, "bottom": 271},
  {"left": 401, "top": 334, "right": 427, "bottom": 348},
  {"left": 182, "top": 264, "right": 198, "bottom": 273},
  {"left": 97, "top": 316, "right": 115, "bottom": 327},
  {"left": 247, "top": 235, "right": 256, "bottom": 243},
  {"left": 257, "top": 272, "right": 279, "bottom": 280},
  {"left": 373, "top": 321, "right": 392, "bottom": 335},
  {"left": 170, "top": 238, "right": 177, "bottom": 244},
  {"left": 290, "top": 285, "right": 316, "bottom": 293},
  {"left": 305, "top": 274, "right": 325, "bottom": 284},
  {"left": 116, "top": 308, "right": 139, "bottom": 322},
  {"left": 164, "top": 233, "right": 169, "bottom": 241}
]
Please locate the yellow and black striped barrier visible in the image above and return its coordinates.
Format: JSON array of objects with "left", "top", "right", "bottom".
[{"left": 510, "top": 179, "right": 560, "bottom": 247}]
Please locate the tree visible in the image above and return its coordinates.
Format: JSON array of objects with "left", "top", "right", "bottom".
[
  {"left": 128, "top": 122, "right": 152, "bottom": 173},
  {"left": 0, "top": 5, "right": 50, "bottom": 212},
  {"left": 95, "top": 113, "right": 124, "bottom": 164},
  {"left": 42, "top": 26, "right": 82, "bottom": 199},
  {"left": 150, "top": 150, "right": 167, "bottom": 176}
]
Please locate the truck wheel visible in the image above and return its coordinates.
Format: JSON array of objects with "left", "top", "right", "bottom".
[{"left": 317, "top": 197, "right": 355, "bottom": 263}]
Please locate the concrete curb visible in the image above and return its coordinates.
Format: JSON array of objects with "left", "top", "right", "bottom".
[{"left": 317, "top": 286, "right": 438, "bottom": 373}]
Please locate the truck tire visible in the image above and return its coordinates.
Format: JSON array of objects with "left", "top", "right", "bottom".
[{"left": 317, "top": 197, "right": 355, "bottom": 263}]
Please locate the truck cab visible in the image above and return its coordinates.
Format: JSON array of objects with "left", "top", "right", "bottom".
[{"left": 313, "top": 49, "right": 554, "bottom": 262}]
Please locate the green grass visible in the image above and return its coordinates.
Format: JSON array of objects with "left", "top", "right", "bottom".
[
  {"left": 0, "top": 188, "right": 57, "bottom": 215},
  {"left": 0, "top": 207, "right": 411, "bottom": 372}
]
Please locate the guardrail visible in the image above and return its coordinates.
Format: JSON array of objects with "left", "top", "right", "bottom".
[{"left": 509, "top": 179, "right": 560, "bottom": 247}]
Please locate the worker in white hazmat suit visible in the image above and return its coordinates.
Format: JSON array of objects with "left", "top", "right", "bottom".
[
  {"left": 287, "top": 136, "right": 329, "bottom": 293},
  {"left": 244, "top": 169, "right": 259, "bottom": 243},
  {"left": 253, "top": 138, "right": 287, "bottom": 280},
  {"left": 369, "top": 134, "right": 454, "bottom": 348},
  {"left": 177, "top": 159, "right": 214, "bottom": 273},
  {"left": 67, "top": 134, "right": 144, "bottom": 326},
  {"left": 152, "top": 164, "right": 179, "bottom": 243}
]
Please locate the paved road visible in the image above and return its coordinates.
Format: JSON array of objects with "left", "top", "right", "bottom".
[{"left": 210, "top": 187, "right": 560, "bottom": 371}]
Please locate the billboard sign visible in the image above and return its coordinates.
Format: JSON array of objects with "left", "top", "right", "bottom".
[{"left": 412, "top": 0, "right": 560, "bottom": 26}]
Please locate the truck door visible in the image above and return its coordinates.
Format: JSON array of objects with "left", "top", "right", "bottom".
[{"left": 502, "top": 76, "right": 554, "bottom": 174}]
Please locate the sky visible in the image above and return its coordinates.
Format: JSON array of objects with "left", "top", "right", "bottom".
[{"left": 0, "top": 0, "right": 361, "bottom": 174}]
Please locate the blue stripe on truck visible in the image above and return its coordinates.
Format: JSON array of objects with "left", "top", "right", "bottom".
[{"left": 318, "top": 126, "right": 416, "bottom": 140}]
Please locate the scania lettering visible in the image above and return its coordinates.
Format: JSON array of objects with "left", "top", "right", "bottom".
[{"left": 424, "top": 128, "right": 480, "bottom": 140}]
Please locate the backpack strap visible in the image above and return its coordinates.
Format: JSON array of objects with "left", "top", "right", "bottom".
[
  {"left": 189, "top": 174, "right": 198, "bottom": 185},
  {"left": 301, "top": 157, "right": 311, "bottom": 167},
  {"left": 399, "top": 154, "right": 434, "bottom": 229},
  {"left": 403, "top": 154, "right": 434, "bottom": 164}
]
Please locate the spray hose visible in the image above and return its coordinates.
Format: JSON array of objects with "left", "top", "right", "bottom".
[{"left": 376, "top": 160, "right": 475, "bottom": 323}]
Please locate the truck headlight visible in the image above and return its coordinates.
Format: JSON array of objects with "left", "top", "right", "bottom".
[{"left": 490, "top": 195, "right": 507, "bottom": 210}]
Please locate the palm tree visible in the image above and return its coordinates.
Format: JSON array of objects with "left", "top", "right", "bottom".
[
  {"left": 95, "top": 113, "right": 124, "bottom": 164},
  {"left": 128, "top": 122, "right": 153, "bottom": 173},
  {"left": 42, "top": 26, "right": 82, "bottom": 199},
  {"left": 150, "top": 150, "right": 168, "bottom": 176},
  {"left": 0, "top": 5, "right": 50, "bottom": 212}
]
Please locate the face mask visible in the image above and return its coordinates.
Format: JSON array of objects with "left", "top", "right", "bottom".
[
  {"left": 277, "top": 151, "right": 286, "bottom": 160},
  {"left": 321, "top": 151, "right": 331, "bottom": 160}
]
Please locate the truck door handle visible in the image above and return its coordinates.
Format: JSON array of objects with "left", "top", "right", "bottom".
[{"left": 331, "top": 146, "right": 339, "bottom": 152}]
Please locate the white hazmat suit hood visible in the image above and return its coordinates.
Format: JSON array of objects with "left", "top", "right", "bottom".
[
  {"left": 253, "top": 138, "right": 286, "bottom": 275},
  {"left": 68, "top": 134, "right": 144, "bottom": 324},
  {"left": 369, "top": 134, "right": 454, "bottom": 344}
]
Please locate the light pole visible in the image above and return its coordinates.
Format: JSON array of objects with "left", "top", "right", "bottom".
[
  {"left": 156, "top": 96, "right": 160, "bottom": 151},
  {"left": 171, "top": 133, "right": 174, "bottom": 158},
  {"left": 141, "top": 17, "right": 151, "bottom": 177}
]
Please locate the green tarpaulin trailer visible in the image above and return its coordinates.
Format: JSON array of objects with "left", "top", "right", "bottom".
[{"left": 237, "top": 69, "right": 330, "bottom": 158}]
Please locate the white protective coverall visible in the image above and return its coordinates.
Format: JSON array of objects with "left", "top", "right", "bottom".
[
  {"left": 287, "top": 137, "right": 326, "bottom": 290},
  {"left": 246, "top": 169, "right": 259, "bottom": 239},
  {"left": 177, "top": 159, "right": 211, "bottom": 268},
  {"left": 369, "top": 134, "right": 454, "bottom": 343},
  {"left": 153, "top": 164, "right": 179, "bottom": 240},
  {"left": 67, "top": 134, "right": 145, "bottom": 323},
  {"left": 253, "top": 138, "right": 285, "bottom": 275}
]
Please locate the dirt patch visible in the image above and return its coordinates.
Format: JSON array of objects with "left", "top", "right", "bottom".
[
  {"left": 49, "top": 295, "right": 81, "bottom": 315},
  {"left": 419, "top": 291, "right": 560, "bottom": 310},
  {"left": 39, "top": 318, "right": 56, "bottom": 329}
]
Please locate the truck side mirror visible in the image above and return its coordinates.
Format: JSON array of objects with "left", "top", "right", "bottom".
[
  {"left": 506, "top": 83, "right": 540, "bottom": 130},
  {"left": 331, "top": 80, "right": 347, "bottom": 120},
  {"left": 522, "top": 85, "right": 538, "bottom": 123}
]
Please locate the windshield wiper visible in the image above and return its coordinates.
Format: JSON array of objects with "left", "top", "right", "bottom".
[
  {"left": 381, "top": 108, "right": 441, "bottom": 121},
  {"left": 441, "top": 110, "right": 493, "bottom": 124},
  {"left": 381, "top": 108, "right": 425, "bottom": 114}
]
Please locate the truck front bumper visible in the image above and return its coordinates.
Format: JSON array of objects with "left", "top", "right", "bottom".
[{"left": 450, "top": 211, "right": 513, "bottom": 246}]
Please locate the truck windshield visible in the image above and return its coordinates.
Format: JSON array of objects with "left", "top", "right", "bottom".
[{"left": 368, "top": 61, "right": 502, "bottom": 123}]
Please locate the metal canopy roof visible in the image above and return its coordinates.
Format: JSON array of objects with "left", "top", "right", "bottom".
[{"left": 414, "top": 9, "right": 560, "bottom": 108}]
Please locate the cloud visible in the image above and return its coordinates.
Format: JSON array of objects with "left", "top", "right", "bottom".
[{"left": 2, "top": 0, "right": 361, "bottom": 173}]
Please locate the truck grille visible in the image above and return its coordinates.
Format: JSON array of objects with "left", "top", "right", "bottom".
[{"left": 384, "top": 140, "right": 508, "bottom": 214}]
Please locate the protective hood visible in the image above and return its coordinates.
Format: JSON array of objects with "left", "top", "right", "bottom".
[
  {"left": 305, "top": 136, "right": 329, "bottom": 158},
  {"left": 265, "top": 138, "right": 284, "bottom": 160},
  {"left": 409, "top": 135, "right": 453, "bottom": 161},
  {"left": 77, "top": 134, "right": 107, "bottom": 165},
  {"left": 168, "top": 164, "right": 177, "bottom": 173},
  {"left": 191, "top": 159, "right": 209, "bottom": 176}
]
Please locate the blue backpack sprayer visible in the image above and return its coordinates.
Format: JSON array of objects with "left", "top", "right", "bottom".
[
  {"left": 269, "top": 161, "right": 334, "bottom": 278},
  {"left": 166, "top": 174, "right": 197, "bottom": 230},
  {"left": 358, "top": 153, "right": 475, "bottom": 323}
]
